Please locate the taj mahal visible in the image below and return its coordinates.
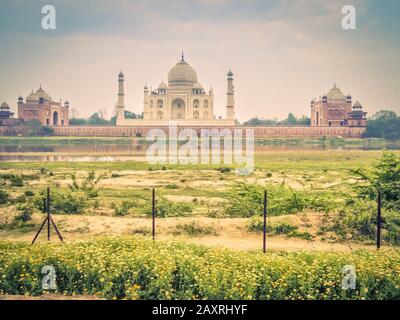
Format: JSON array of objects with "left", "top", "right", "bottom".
[{"left": 115, "top": 53, "right": 236, "bottom": 126}]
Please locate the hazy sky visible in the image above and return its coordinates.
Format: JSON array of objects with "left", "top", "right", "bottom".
[{"left": 0, "top": 0, "right": 399, "bottom": 121}]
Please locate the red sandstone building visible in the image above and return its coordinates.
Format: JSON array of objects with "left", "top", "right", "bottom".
[
  {"left": 311, "top": 84, "right": 367, "bottom": 127},
  {"left": 17, "top": 86, "right": 70, "bottom": 126}
]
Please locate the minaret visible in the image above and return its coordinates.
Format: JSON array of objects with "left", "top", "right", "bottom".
[
  {"left": 116, "top": 71, "right": 125, "bottom": 123},
  {"left": 143, "top": 84, "right": 149, "bottom": 119},
  {"left": 226, "top": 70, "right": 235, "bottom": 120}
]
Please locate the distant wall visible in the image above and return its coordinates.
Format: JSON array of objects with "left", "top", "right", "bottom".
[
  {"left": 50, "top": 125, "right": 366, "bottom": 138},
  {"left": 0, "top": 125, "right": 26, "bottom": 136}
]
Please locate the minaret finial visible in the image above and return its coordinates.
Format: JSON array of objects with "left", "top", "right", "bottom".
[{"left": 181, "top": 51, "right": 184, "bottom": 61}]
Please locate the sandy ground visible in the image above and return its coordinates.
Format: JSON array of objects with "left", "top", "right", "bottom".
[{"left": 0, "top": 213, "right": 376, "bottom": 252}]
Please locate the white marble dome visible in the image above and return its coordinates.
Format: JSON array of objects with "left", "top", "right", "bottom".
[{"left": 168, "top": 57, "right": 198, "bottom": 87}]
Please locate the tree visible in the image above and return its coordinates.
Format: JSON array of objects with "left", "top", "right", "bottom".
[
  {"left": 287, "top": 113, "right": 297, "bottom": 125},
  {"left": 24, "top": 120, "right": 54, "bottom": 136},
  {"left": 69, "top": 118, "right": 88, "bottom": 125},
  {"left": 243, "top": 114, "right": 310, "bottom": 126},
  {"left": 87, "top": 113, "right": 109, "bottom": 125},
  {"left": 353, "top": 152, "right": 400, "bottom": 211},
  {"left": 363, "top": 110, "right": 400, "bottom": 140}
]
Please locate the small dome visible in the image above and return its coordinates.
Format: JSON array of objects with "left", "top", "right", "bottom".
[
  {"left": 35, "top": 86, "right": 51, "bottom": 101},
  {"left": 0, "top": 102, "right": 10, "bottom": 110},
  {"left": 158, "top": 81, "right": 167, "bottom": 89},
  {"left": 26, "top": 91, "right": 39, "bottom": 102},
  {"left": 168, "top": 56, "right": 198, "bottom": 87},
  {"left": 353, "top": 101, "right": 363, "bottom": 108},
  {"left": 326, "top": 83, "right": 346, "bottom": 101}
]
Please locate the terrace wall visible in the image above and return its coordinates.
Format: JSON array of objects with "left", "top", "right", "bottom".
[{"left": 0, "top": 124, "right": 366, "bottom": 138}]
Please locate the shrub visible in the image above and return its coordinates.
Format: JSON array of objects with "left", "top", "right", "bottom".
[
  {"left": 0, "top": 190, "right": 9, "bottom": 204},
  {"left": 225, "top": 181, "right": 335, "bottom": 217},
  {"left": 34, "top": 190, "right": 86, "bottom": 215},
  {"left": 24, "top": 190, "right": 35, "bottom": 197},
  {"left": 10, "top": 175, "right": 24, "bottom": 187},
  {"left": 247, "top": 217, "right": 314, "bottom": 240},
  {"left": 172, "top": 222, "right": 218, "bottom": 237},
  {"left": 334, "top": 198, "right": 400, "bottom": 244},
  {"left": 52, "top": 192, "right": 86, "bottom": 214},
  {"left": 39, "top": 167, "right": 48, "bottom": 174},
  {"left": 14, "top": 204, "right": 33, "bottom": 223},
  {"left": 217, "top": 167, "right": 231, "bottom": 173},
  {"left": 130, "top": 226, "right": 152, "bottom": 236},
  {"left": 70, "top": 171, "right": 103, "bottom": 198},
  {"left": 352, "top": 152, "right": 400, "bottom": 211},
  {"left": 113, "top": 201, "right": 134, "bottom": 216},
  {"left": 155, "top": 197, "right": 193, "bottom": 218}
]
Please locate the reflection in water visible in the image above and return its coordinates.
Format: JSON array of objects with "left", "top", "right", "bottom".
[{"left": 0, "top": 141, "right": 398, "bottom": 162}]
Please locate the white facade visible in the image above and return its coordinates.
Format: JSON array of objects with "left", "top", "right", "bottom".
[{"left": 116, "top": 54, "right": 236, "bottom": 126}]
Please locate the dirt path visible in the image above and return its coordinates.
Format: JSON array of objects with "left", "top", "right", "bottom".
[{"left": 0, "top": 213, "right": 377, "bottom": 252}]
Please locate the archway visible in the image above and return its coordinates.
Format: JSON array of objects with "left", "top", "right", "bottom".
[
  {"left": 157, "top": 110, "right": 163, "bottom": 119},
  {"left": 171, "top": 98, "right": 185, "bottom": 120},
  {"left": 193, "top": 111, "right": 199, "bottom": 120},
  {"left": 53, "top": 111, "right": 58, "bottom": 125}
]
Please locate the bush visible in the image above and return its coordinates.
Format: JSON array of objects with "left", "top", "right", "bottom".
[
  {"left": 34, "top": 190, "right": 86, "bottom": 215},
  {"left": 24, "top": 190, "right": 35, "bottom": 197},
  {"left": 225, "top": 181, "right": 335, "bottom": 217},
  {"left": 70, "top": 171, "right": 103, "bottom": 198},
  {"left": 111, "top": 196, "right": 193, "bottom": 218},
  {"left": 217, "top": 167, "right": 231, "bottom": 173},
  {"left": 356, "top": 152, "right": 400, "bottom": 211},
  {"left": 0, "top": 190, "right": 9, "bottom": 204},
  {"left": 14, "top": 204, "right": 33, "bottom": 223},
  {"left": 39, "top": 167, "right": 48, "bottom": 174},
  {"left": 334, "top": 198, "right": 400, "bottom": 245},
  {"left": 113, "top": 201, "right": 134, "bottom": 216},
  {"left": 155, "top": 197, "right": 193, "bottom": 218},
  {"left": 52, "top": 192, "right": 87, "bottom": 214},
  {"left": 10, "top": 175, "right": 24, "bottom": 187},
  {"left": 247, "top": 217, "right": 313, "bottom": 240},
  {"left": 172, "top": 222, "right": 218, "bottom": 237}
]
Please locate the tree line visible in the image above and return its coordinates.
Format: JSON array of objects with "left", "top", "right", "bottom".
[{"left": 70, "top": 110, "right": 141, "bottom": 125}]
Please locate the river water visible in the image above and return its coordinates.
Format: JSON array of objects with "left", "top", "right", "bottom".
[{"left": 0, "top": 141, "right": 398, "bottom": 162}]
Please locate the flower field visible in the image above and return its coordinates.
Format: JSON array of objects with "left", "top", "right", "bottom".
[{"left": 0, "top": 237, "right": 400, "bottom": 300}]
